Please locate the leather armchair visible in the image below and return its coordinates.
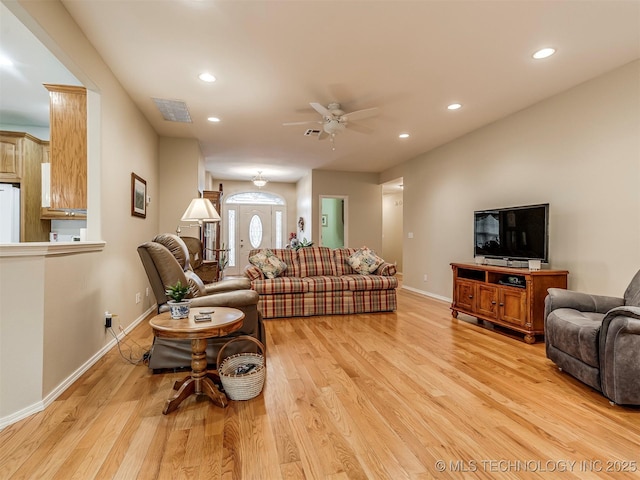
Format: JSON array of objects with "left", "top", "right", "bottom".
[
  {"left": 544, "top": 269, "right": 640, "bottom": 405},
  {"left": 181, "top": 235, "right": 218, "bottom": 283},
  {"left": 138, "top": 234, "right": 264, "bottom": 371},
  {"left": 152, "top": 233, "right": 250, "bottom": 296}
]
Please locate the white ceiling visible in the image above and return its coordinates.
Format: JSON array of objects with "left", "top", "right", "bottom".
[
  {"left": 0, "top": 2, "right": 81, "bottom": 128},
  {"left": 2, "top": 1, "right": 639, "bottom": 184}
]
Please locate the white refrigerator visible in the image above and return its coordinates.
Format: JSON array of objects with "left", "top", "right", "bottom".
[{"left": 0, "top": 183, "right": 20, "bottom": 242}]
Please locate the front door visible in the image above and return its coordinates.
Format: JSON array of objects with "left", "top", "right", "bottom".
[{"left": 237, "top": 205, "right": 272, "bottom": 273}]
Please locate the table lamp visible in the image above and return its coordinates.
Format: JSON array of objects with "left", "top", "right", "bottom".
[{"left": 181, "top": 197, "right": 220, "bottom": 224}]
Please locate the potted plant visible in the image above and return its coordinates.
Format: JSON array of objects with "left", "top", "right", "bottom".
[
  {"left": 218, "top": 243, "right": 229, "bottom": 282},
  {"left": 165, "top": 280, "right": 191, "bottom": 319}
]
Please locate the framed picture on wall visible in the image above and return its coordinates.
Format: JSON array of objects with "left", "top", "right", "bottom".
[
  {"left": 131, "top": 172, "right": 147, "bottom": 218},
  {"left": 322, "top": 214, "right": 328, "bottom": 226}
]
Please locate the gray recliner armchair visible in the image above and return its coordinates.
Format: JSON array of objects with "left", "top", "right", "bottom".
[
  {"left": 138, "top": 234, "right": 264, "bottom": 371},
  {"left": 544, "top": 269, "right": 640, "bottom": 405}
]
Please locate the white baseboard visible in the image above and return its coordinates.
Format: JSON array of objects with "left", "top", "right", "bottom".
[
  {"left": 401, "top": 285, "right": 451, "bottom": 304},
  {"left": 0, "top": 401, "right": 46, "bottom": 431},
  {"left": 0, "top": 305, "right": 155, "bottom": 431}
]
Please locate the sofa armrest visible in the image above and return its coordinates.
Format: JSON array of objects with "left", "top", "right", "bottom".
[
  {"left": 244, "top": 264, "right": 264, "bottom": 281},
  {"left": 375, "top": 262, "right": 397, "bottom": 276},
  {"left": 599, "top": 306, "right": 640, "bottom": 405},
  {"left": 545, "top": 288, "right": 623, "bottom": 317},
  {"left": 189, "top": 289, "right": 259, "bottom": 309},
  {"left": 203, "top": 277, "right": 251, "bottom": 294}
]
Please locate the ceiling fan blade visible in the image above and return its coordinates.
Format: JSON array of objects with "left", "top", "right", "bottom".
[
  {"left": 341, "top": 107, "right": 379, "bottom": 122},
  {"left": 310, "top": 102, "right": 333, "bottom": 118},
  {"left": 282, "top": 120, "right": 321, "bottom": 126},
  {"left": 346, "top": 122, "right": 374, "bottom": 134}
]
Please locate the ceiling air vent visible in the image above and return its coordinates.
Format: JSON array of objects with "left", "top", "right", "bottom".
[
  {"left": 304, "top": 129, "right": 321, "bottom": 136},
  {"left": 152, "top": 98, "right": 192, "bottom": 123}
]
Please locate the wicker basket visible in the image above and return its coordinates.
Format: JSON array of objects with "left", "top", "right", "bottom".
[{"left": 217, "top": 336, "right": 266, "bottom": 401}]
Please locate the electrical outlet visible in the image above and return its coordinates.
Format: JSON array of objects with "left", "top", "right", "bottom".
[
  {"left": 135, "top": 292, "right": 141, "bottom": 304},
  {"left": 145, "top": 287, "right": 149, "bottom": 297},
  {"left": 423, "top": 274, "right": 428, "bottom": 282}
]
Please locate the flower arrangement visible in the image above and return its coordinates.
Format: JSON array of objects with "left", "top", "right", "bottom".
[
  {"left": 289, "top": 232, "right": 313, "bottom": 250},
  {"left": 289, "top": 232, "right": 298, "bottom": 248}
]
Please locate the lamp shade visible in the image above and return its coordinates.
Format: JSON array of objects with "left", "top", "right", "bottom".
[{"left": 180, "top": 197, "right": 220, "bottom": 222}]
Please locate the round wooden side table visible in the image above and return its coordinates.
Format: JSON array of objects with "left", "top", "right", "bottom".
[{"left": 149, "top": 306, "right": 244, "bottom": 414}]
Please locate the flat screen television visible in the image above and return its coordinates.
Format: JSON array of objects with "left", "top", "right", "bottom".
[{"left": 474, "top": 203, "right": 549, "bottom": 263}]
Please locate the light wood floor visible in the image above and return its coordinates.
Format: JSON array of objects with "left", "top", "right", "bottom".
[{"left": 1, "top": 288, "right": 639, "bottom": 480}]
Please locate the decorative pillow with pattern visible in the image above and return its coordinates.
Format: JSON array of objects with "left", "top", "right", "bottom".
[
  {"left": 249, "top": 249, "right": 288, "bottom": 279},
  {"left": 347, "top": 247, "right": 384, "bottom": 275}
]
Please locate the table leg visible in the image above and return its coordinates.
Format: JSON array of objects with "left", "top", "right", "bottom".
[
  {"left": 162, "top": 337, "right": 229, "bottom": 414},
  {"left": 173, "top": 376, "right": 189, "bottom": 391},
  {"left": 163, "top": 377, "right": 196, "bottom": 414},
  {"left": 200, "top": 376, "right": 228, "bottom": 408},
  {"left": 206, "top": 370, "right": 221, "bottom": 384}
]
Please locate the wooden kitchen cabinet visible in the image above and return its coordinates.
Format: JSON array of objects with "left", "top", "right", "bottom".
[
  {"left": 0, "top": 131, "right": 51, "bottom": 241},
  {"left": 41, "top": 84, "right": 87, "bottom": 219},
  {"left": 0, "top": 132, "right": 24, "bottom": 181},
  {"left": 450, "top": 262, "right": 568, "bottom": 343}
]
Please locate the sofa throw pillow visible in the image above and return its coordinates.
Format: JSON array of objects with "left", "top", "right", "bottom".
[
  {"left": 249, "top": 249, "right": 287, "bottom": 279},
  {"left": 347, "top": 247, "right": 384, "bottom": 275}
]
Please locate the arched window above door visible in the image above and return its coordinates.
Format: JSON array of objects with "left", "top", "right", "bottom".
[{"left": 226, "top": 192, "right": 285, "bottom": 205}]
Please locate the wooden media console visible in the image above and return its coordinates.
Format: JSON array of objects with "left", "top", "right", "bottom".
[{"left": 450, "top": 262, "right": 568, "bottom": 343}]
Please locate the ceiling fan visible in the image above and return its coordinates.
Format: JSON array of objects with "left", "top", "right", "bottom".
[{"left": 283, "top": 102, "right": 379, "bottom": 144}]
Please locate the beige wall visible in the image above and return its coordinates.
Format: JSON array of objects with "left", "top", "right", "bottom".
[
  {"left": 392, "top": 60, "right": 640, "bottom": 299},
  {"left": 210, "top": 179, "right": 299, "bottom": 240},
  {"left": 158, "top": 137, "right": 202, "bottom": 238},
  {"left": 296, "top": 173, "right": 313, "bottom": 240},
  {"left": 1, "top": 0, "right": 159, "bottom": 422},
  {"left": 312, "top": 170, "right": 383, "bottom": 252},
  {"left": 0, "top": 256, "right": 45, "bottom": 417},
  {"left": 382, "top": 192, "right": 403, "bottom": 271}
]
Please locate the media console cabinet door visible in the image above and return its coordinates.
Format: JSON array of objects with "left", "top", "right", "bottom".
[
  {"left": 476, "top": 284, "right": 499, "bottom": 319},
  {"left": 499, "top": 288, "right": 527, "bottom": 326},
  {"left": 455, "top": 279, "right": 476, "bottom": 312}
]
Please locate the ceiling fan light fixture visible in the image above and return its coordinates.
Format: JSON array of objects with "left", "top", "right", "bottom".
[
  {"left": 252, "top": 171, "right": 268, "bottom": 188},
  {"left": 323, "top": 119, "right": 346, "bottom": 135}
]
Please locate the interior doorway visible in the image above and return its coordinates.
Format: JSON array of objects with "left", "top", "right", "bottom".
[
  {"left": 320, "top": 195, "right": 347, "bottom": 248},
  {"left": 382, "top": 178, "right": 403, "bottom": 273}
]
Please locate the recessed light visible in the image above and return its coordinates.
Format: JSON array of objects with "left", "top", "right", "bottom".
[
  {"left": 198, "top": 72, "right": 216, "bottom": 82},
  {"left": 533, "top": 47, "right": 556, "bottom": 60},
  {"left": 447, "top": 103, "right": 462, "bottom": 110},
  {"left": 207, "top": 117, "right": 220, "bottom": 122},
  {"left": 399, "top": 133, "right": 410, "bottom": 139}
]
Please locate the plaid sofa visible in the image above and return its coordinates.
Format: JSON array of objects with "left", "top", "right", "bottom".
[{"left": 244, "top": 246, "right": 398, "bottom": 318}]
